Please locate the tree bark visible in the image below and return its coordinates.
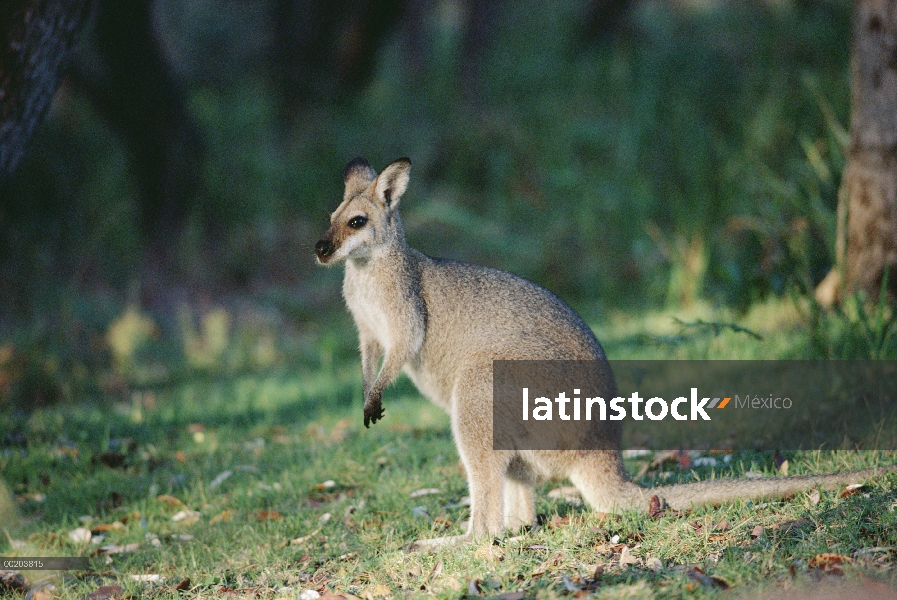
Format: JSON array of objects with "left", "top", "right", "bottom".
[
  {"left": 817, "top": 0, "right": 897, "bottom": 306},
  {"left": 0, "top": 0, "right": 90, "bottom": 177}
]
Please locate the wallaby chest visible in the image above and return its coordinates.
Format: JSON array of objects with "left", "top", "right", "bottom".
[{"left": 343, "top": 258, "right": 409, "bottom": 350}]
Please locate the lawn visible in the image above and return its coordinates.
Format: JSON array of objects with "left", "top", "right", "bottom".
[{"left": 2, "top": 298, "right": 897, "bottom": 599}]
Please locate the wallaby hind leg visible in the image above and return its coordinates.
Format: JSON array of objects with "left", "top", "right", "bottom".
[
  {"left": 569, "top": 451, "right": 646, "bottom": 514},
  {"left": 504, "top": 456, "right": 536, "bottom": 531},
  {"left": 412, "top": 366, "right": 508, "bottom": 549}
]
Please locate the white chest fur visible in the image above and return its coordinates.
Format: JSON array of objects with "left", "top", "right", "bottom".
[{"left": 343, "top": 261, "right": 393, "bottom": 349}]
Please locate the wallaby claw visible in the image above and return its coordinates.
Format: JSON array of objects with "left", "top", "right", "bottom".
[{"left": 364, "top": 398, "right": 384, "bottom": 428}]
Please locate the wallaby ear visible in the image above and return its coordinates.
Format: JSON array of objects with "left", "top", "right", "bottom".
[
  {"left": 344, "top": 157, "right": 377, "bottom": 200},
  {"left": 374, "top": 158, "right": 411, "bottom": 210}
]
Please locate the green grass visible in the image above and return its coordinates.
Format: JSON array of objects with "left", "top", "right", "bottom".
[{"left": 2, "top": 299, "right": 896, "bottom": 599}]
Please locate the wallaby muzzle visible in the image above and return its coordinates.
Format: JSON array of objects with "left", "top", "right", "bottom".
[{"left": 315, "top": 237, "right": 335, "bottom": 261}]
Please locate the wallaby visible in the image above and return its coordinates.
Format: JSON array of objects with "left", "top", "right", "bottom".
[{"left": 315, "top": 157, "right": 895, "bottom": 548}]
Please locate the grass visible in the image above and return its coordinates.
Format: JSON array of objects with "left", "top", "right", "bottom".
[{"left": 2, "top": 298, "right": 897, "bottom": 599}]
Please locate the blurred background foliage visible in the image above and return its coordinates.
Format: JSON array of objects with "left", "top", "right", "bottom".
[{"left": 0, "top": 0, "right": 875, "bottom": 407}]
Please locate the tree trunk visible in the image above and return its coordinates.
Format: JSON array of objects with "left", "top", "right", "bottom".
[
  {"left": 0, "top": 0, "right": 90, "bottom": 177},
  {"left": 817, "top": 0, "right": 897, "bottom": 306}
]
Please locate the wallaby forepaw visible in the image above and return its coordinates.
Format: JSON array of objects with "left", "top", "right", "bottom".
[{"left": 363, "top": 395, "right": 384, "bottom": 428}]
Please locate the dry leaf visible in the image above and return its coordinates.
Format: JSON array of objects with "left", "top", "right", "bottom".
[
  {"left": 809, "top": 553, "right": 852, "bottom": 575},
  {"left": 777, "top": 459, "right": 789, "bottom": 476},
  {"left": 547, "top": 514, "right": 570, "bottom": 529},
  {"left": 619, "top": 546, "right": 639, "bottom": 566},
  {"left": 839, "top": 484, "right": 864, "bottom": 498},
  {"left": 256, "top": 510, "right": 284, "bottom": 521},
  {"left": 315, "top": 480, "right": 336, "bottom": 489},
  {"left": 646, "top": 557, "right": 663, "bottom": 572},
  {"left": 290, "top": 528, "right": 322, "bottom": 545},
  {"left": 156, "top": 494, "right": 185, "bottom": 508},
  {"left": 171, "top": 510, "right": 201, "bottom": 524},
  {"left": 475, "top": 545, "right": 505, "bottom": 562},
  {"left": 209, "top": 510, "right": 232, "bottom": 525},
  {"left": 750, "top": 525, "right": 764, "bottom": 539},
  {"left": 174, "top": 578, "right": 191, "bottom": 591},
  {"left": 98, "top": 542, "right": 140, "bottom": 554},
  {"left": 87, "top": 584, "right": 125, "bottom": 599},
  {"left": 648, "top": 495, "right": 664, "bottom": 518},
  {"left": 130, "top": 574, "right": 162, "bottom": 582},
  {"left": 409, "top": 488, "right": 440, "bottom": 498},
  {"left": 425, "top": 559, "right": 443, "bottom": 585},
  {"left": 208, "top": 470, "right": 233, "bottom": 489},
  {"left": 69, "top": 527, "right": 92, "bottom": 543},
  {"left": 0, "top": 571, "right": 28, "bottom": 594},
  {"left": 432, "top": 516, "right": 452, "bottom": 528},
  {"left": 685, "top": 567, "right": 730, "bottom": 590},
  {"left": 808, "top": 489, "right": 821, "bottom": 506},
  {"left": 91, "top": 521, "right": 125, "bottom": 533},
  {"left": 370, "top": 584, "right": 392, "bottom": 597}
]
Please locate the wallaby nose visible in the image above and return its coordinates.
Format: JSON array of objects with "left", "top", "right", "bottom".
[{"left": 315, "top": 238, "right": 334, "bottom": 259}]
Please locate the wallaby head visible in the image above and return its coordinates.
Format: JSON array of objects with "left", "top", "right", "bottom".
[{"left": 315, "top": 157, "right": 411, "bottom": 265}]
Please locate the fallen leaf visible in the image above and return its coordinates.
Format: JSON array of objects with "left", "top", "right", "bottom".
[
  {"left": 209, "top": 510, "right": 232, "bottom": 525},
  {"left": 646, "top": 557, "right": 663, "bottom": 572},
  {"left": 371, "top": 583, "right": 392, "bottom": 597},
  {"left": 409, "top": 488, "right": 440, "bottom": 498},
  {"left": 315, "top": 480, "right": 336, "bottom": 489},
  {"left": 174, "top": 578, "right": 191, "bottom": 591},
  {"left": 156, "top": 494, "right": 185, "bottom": 508},
  {"left": 69, "top": 527, "right": 92, "bottom": 543},
  {"left": 432, "top": 516, "right": 452, "bottom": 528},
  {"left": 619, "top": 546, "right": 639, "bottom": 566},
  {"left": 98, "top": 542, "right": 140, "bottom": 554},
  {"left": 290, "top": 528, "right": 322, "bottom": 545},
  {"left": 0, "top": 570, "right": 28, "bottom": 594},
  {"left": 808, "top": 489, "right": 821, "bottom": 506},
  {"left": 547, "top": 514, "right": 570, "bottom": 529},
  {"left": 777, "top": 459, "right": 789, "bottom": 476},
  {"left": 208, "top": 470, "right": 233, "bottom": 489},
  {"left": 809, "top": 553, "right": 852, "bottom": 575},
  {"left": 424, "top": 559, "right": 443, "bottom": 586},
  {"left": 256, "top": 510, "right": 284, "bottom": 521},
  {"left": 171, "top": 510, "right": 201, "bottom": 524},
  {"left": 750, "top": 525, "right": 764, "bottom": 539},
  {"left": 475, "top": 545, "right": 505, "bottom": 562},
  {"left": 91, "top": 521, "right": 125, "bottom": 533},
  {"left": 771, "top": 518, "right": 810, "bottom": 533},
  {"left": 839, "top": 484, "right": 864, "bottom": 498},
  {"left": 685, "top": 567, "right": 730, "bottom": 590},
  {"left": 87, "top": 584, "right": 125, "bottom": 599},
  {"left": 93, "top": 451, "right": 127, "bottom": 469},
  {"left": 648, "top": 495, "right": 664, "bottom": 518},
  {"left": 130, "top": 574, "right": 162, "bottom": 582}
]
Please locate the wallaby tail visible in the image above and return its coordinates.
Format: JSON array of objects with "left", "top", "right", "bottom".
[{"left": 621, "top": 466, "right": 897, "bottom": 512}]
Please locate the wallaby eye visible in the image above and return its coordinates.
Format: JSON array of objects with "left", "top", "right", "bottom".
[{"left": 348, "top": 216, "right": 368, "bottom": 229}]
